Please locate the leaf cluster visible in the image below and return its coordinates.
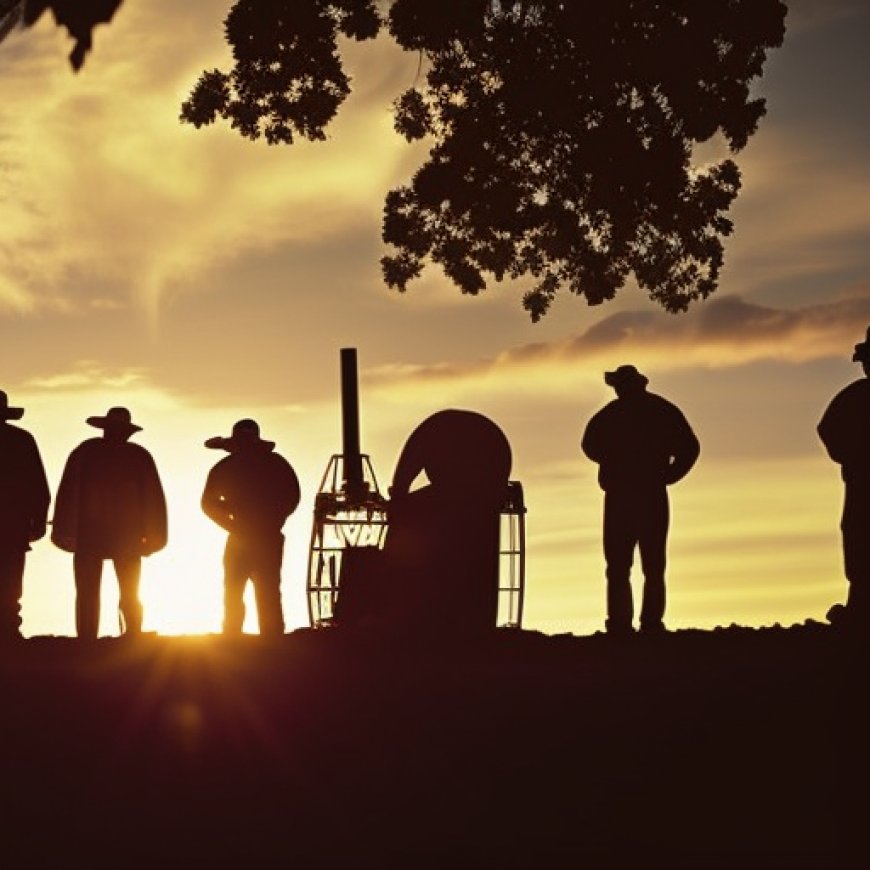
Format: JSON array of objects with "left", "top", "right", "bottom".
[
  {"left": 182, "top": 0, "right": 786, "bottom": 319},
  {"left": 180, "top": 1, "right": 380, "bottom": 145},
  {"left": 384, "top": 0, "right": 786, "bottom": 319},
  {"left": 4, "top": 0, "right": 124, "bottom": 69}
]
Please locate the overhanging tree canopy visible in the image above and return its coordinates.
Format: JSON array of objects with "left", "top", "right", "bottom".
[
  {"left": 182, "top": 0, "right": 787, "bottom": 320},
  {"left": 3, "top": 0, "right": 788, "bottom": 320},
  {"left": 0, "top": 0, "right": 123, "bottom": 69}
]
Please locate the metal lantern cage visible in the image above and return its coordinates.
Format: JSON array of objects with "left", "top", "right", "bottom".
[{"left": 306, "top": 348, "right": 526, "bottom": 630}]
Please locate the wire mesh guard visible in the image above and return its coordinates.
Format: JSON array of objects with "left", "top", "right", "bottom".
[
  {"left": 498, "top": 480, "right": 527, "bottom": 629},
  {"left": 307, "top": 460, "right": 527, "bottom": 630},
  {"left": 306, "top": 454, "right": 388, "bottom": 627}
]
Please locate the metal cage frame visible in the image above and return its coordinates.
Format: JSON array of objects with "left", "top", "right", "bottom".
[
  {"left": 306, "top": 469, "right": 526, "bottom": 630},
  {"left": 306, "top": 453, "right": 388, "bottom": 628}
]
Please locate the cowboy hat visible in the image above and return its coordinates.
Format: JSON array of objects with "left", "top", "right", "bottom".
[
  {"left": 0, "top": 390, "right": 24, "bottom": 421},
  {"left": 205, "top": 418, "right": 274, "bottom": 452},
  {"left": 604, "top": 364, "right": 649, "bottom": 390},
  {"left": 86, "top": 407, "right": 142, "bottom": 434}
]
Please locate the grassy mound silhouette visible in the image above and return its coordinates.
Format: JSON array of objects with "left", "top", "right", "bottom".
[{"left": 1, "top": 625, "right": 866, "bottom": 866}]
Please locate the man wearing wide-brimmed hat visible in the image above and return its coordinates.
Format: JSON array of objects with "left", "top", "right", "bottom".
[
  {"left": 582, "top": 365, "right": 700, "bottom": 635},
  {"left": 817, "top": 325, "right": 870, "bottom": 630},
  {"left": 201, "top": 419, "right": 300, "bottom": 636},
  {"left": 51, "top": 407, "right": 167, "bottom": 639},
  {"left": 0, "top": 390, "right": 51, "bottom": 641}
]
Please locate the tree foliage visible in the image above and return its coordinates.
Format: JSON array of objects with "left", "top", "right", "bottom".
[
  {"left": 7, "top": 0, "right": 787, "bottom": 319},
  {"left": 383, "top": 0, "right": 787, "bottom": 319},
  {"left": 182, "top": 0, "right": 786, "bottom": 319},
  {"left": 1, "top": 0, "right": 124, "bottom": 69},
  {"left": 180, "top": 1, "right": 381, "bottom": 145}
]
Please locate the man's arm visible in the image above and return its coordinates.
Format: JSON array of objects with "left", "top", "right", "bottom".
[
  {"left": 25, "top": 432, "right": 51, "bottom": 541},
  {"left": 817, "top": 393, "right": 846, "bottom": 464},
  {"left": 580, "top": 410, "right": 605, "bottom": 464},
  {"left": 50, "top": 444, "right": 82, "bottom": 552},
  {"left": 665, "top": 408, "right": 700, "bottom": 485},
  {"left": 201, "top": 463, "right": 234, "bottom": 532},
  {"left": 141, "top": 451, "right": 168, "bottom": 554},
  {"left": 279, "top": 458, "right": 301, "bottom": 519}
]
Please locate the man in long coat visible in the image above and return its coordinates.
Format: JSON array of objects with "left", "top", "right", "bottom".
[
  {"left": 0, "top": 390, "right": 50, "bottom": 641},
  {"left": 817, "top": 325, "right": 870, "bottom": 629},
  {"left": 582, "top": 365, "right": 700, "bottom": 635},
  {"left": 52, "top": 407, "right": 167, "bottom": 639},
  {"left": 202, "top": 419, "right": 300, "bottom": 636}
]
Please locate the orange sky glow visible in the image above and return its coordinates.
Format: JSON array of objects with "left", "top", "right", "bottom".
[{"left": 2, "top": 0, "right": 869, "bottom": 637}]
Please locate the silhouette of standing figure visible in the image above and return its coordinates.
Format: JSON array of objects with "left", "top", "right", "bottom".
[
  {"left": 52, "top": 407, "right": 167, "bottom": 639},
  {"left": 383, "top": 409, "right": 512, "bottom": 633},
  {"left": 582, "top": 366, "right": 699, "bottom": 635},
  {"left": 0, "top": 391, "right": 50, "bottom": 642},
  {"left": 202, "top": 419, "right": 300, "bottom": 637},
  {"left": 817, "top": 325, "right": 870, "bottom": 630}
]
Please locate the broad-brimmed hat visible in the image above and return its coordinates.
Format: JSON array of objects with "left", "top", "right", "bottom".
[
  {"left": 86, "top": 407, "right": 142, "bottom": 434},
  {"left": 205, "top": 418, "right": 274, "bottom": 452},
  {"left": 852, "top": 326, "right": 870, "bottom": 363},
  {"left": 0, "top": 390, "right": 24, "bottom": 421},
  {"left": 604, "top": 364, "right": 649, "bottom": 390}
]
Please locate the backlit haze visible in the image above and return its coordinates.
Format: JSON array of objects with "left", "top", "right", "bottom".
[{"left": 2, "top": 0, "right": 869, "bottom": 637}]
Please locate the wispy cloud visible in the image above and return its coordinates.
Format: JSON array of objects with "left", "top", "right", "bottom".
[
  {"left": 23, "top": 360, "right": 147, "bottom": 391},
  {"left": 368, "top": 293, "right": 870, "bottom": 394},
  {"left": 783, "top": 0, "right": 868, "bottom": 37},
  {"left": 0, "top": 2, "right": 418, "bottom": 316}
]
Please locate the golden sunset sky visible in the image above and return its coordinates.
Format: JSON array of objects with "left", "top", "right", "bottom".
[{"left": 2, "top": 0, "right": 869, "bottom": 637}]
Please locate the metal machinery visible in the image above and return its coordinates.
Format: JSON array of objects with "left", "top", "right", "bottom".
[
  {"left": 306, "top": 348, "right": 388, "bottom": 627},
  {"left": 306, "top": 347, "right": 526, "bottom": 629},
  {"left": 498, "top": 480, "right": 526, "bottom": 629}
]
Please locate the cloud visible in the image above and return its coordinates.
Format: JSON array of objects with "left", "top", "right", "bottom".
[
  {"left": 2, "top": 0, "right": 867, "bottom": 337},
  {"left": 0, "top": 2, "right": 420, "bottom": 316},
  {"left": 568, "top": 292, "right": 870, "bottom": 361},
  {"left": 368, "top": 292, "right": 870, "bottom": 395},
  {"left": 23, "top": 360, "right": 147, "bottom": 391},
  {"left": 783, "top": 0, "right": 868, "bottom": 36}
]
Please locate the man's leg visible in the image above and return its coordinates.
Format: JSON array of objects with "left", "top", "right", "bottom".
[
  {"left": 603, "top": 490, "right": 636, "bottom": 633},
  {"left": 0, "top": 547, "right": 26, "bottom": 639},
  {"left": 223, "top": 536, "right": 249, "bottom": 634},
  {"left": 638, "top": 488, "right": 670, "bottom": 632},
  {"left": 73, "top": 552, "right": 102, "bottom": 639},
  {"left": 841, "top": 482, "right": 870, "bottom": 625},
  {"left": 251, "top": 534, "right": 285, "bottom": 637},
  {"left": 114, "top": 555, "right": 143, "bottom": 635}
]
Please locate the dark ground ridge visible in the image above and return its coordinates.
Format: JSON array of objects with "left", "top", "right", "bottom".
[{"left": 1, "top": 624, "right": 867, "bottom": 867}]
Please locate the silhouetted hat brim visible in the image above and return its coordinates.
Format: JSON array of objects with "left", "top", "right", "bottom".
[
  {"left": 87, "top": 416, "right": 142, "bottom": 433},
  {"left": 853, "top": 342, "right": 869, "bottom": 362},
  {"left": 0, "top": 407, "right": 24, "bottom": 420},
  {"left": 205, "top": 435, "right": 275, "bottom": 452}
]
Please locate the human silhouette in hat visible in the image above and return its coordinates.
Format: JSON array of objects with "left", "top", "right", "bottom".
[
  {"left": 0, "top": 391, "right": 50, "bottom": 641},
  {"left": 202, "top": 419, "right": 300, "bottom": 636},
  {"left": 52, "top": 407, "right": 167, "bottom": 639},
  {"left": 817, "top": 325, "right": 870, "bottom": 629},
  {"left": 582, "top": 366, "right": 699, "bottom": 635}
]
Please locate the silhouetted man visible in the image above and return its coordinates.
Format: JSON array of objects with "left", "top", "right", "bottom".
[
  {"left": 582, "top": 366, "right": 699, "bottom": 635},
  {"left": 202, "top": 419, "right": 300, "bottom": 637},
  {"left": 0, "top": 391, "right": 50, "bottom": 641},
  {"left": 817, "top": 325, "right": 870, "bottom": 629},
  {"left": 52, "top": 407, "right": 167, "bottom": 639}
]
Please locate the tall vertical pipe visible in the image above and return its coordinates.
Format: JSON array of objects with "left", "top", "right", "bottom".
[{"left": 340, "top": 347, "right": 365, "bottom": 499}]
